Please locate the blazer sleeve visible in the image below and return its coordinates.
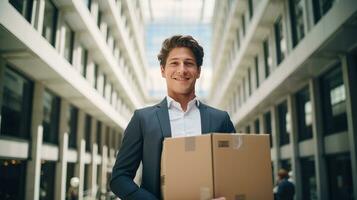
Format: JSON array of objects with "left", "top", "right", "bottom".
[
  {"left": 110, "top": 111, "right": 158, "bottom": 200},
  {"left": 224, "top": 112, "right": 236, "bottom": 133}
]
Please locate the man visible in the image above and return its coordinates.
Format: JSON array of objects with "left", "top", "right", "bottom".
[
  {"left": 275, "top": 169, "right": 295, "bottom": 200},
  {"left": 110, "top": 35, "right": 235, "bottom": 199}
]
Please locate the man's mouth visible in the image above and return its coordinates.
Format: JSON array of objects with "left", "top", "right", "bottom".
[{"left": 173, "top": 77, "right": 190, "bottom": 81}]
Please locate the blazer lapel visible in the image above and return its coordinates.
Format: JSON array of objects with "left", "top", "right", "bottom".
[
  {"left": 156, "top": 98, "right": 172, "bottom": 138},
  {"left": 199, "top": 102, "right": 211, "bottom": 134}
]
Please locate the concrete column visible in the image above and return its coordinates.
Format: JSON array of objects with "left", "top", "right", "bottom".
[
  {"left": 98, "top": 125, "right": 108, "bottom": 198},
  {"left": 287, "top": 94, "right": 302, "bottom": 200},
  {"left": 271, "top": 106, "right": 280, "bottom": 184},
  {"left": 342, "top": 54, "right": 357, "bottom": 198},
  {"left": 25, "top": 82, "right": 44, "bottom": 200},
  {"left": 31, "top": 0, "right": 45, "bottom": 33},
  {"left": 55, "top": 100, "right": 69, "bottom": 200},
  {"left": 310, "top": 79, "right": 329, "bottom": 200},
  {"left": 88, "top": 118, "right": 98, "bottom": 200},
  {"left": 75, "top": 111, "right": 86, "bottom": 200}
]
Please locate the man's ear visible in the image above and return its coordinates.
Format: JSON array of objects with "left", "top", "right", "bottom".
[
  {"left": 161, "top": 66, "right": 166, "bottom": 78},
  {"left": 197, "top": 66, "right": 201, "bottom": 79}
]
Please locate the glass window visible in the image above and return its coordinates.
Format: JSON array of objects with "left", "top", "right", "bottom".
[
  {"left": 80, "top": 48, "right": 88, "bottom": 77},
  {"left": 254, "top": 118, "right": 260, "bottom": 134},
  {"left": 248, "top": 68, "right": 252, "bottom": 96},
  {"left": 96, "top": 121, "right": 102, "bottom": 153},
  {"left": 264, "top": 111, "right": 273, "bottom": 147},
  {"left": 245, "top": 125, "right": 251, "bottom": 134},
  {"left": 280, "top": 159, "right": 292, "bottom": 171},
  {"left": 93, "top": 64, "right": 99, "bottom": 88},
  {"left": 312, "top": 0, "right": 336, "bottom": 23},
  {"left": 9, "top": 0, "right": 33, "bottom": 22},
  {"left": 254, "top": 56, "right": 259, "bottom": 88},
  {"left": 248, "top": 0, "right": 254, "bottom": 19},
  {"left": 320, "top": 65, "right": 347, "bottom": 135},
  {"left": 296, "top": 86, "right": 313, "bottom": 141},
  {"left": 300, "top": 157, "right": 317, "bottom": 200},
  {"left": 97, "top": 10, "right": 102, "bottom": 28},
  {"left": 1, "top": 66, "right": 33, "bottom": 139},
  {"left": 66, "top": 163, "right": 77, "bottom": 200},
  {"left": 84, "top": 114, "right": 91, "bottom": 152},
  {"left": 42, "top": 90, "right": 60, "bottom": 145},
  {"left": 64, "top": 23, "right": 75, "bottom": 64},
  {"left": 274, "top": 16, "right": 287, "bottom": 65},
  {"left": 67, "top": 105, "right": 78, "bottom": 149},
  {"left": 42, "top": 0, "right": 58, "bottom": 46},
  {"left": 236, "top": 28, "right": 240, "bottom": 50},
  {"left": 84, "top": 164, "right": 90, "bottom": 192},
  {"left": 326, "top": 153, "right": 354, "bottom": 200},
  {"left": 263, "top": 39, "right": 272, "bottom": 78},
  {"left": 40, "top": 161, "right": 56, "bottom": 200},
  {"left": 289, "top": 0, "right": 305, "bottom": 47},
  {"left": 241, "top": 15, "right": 246, "bottom": 36},
  {"left": 0, "top": 159, "right": 27, "bottom": 200},
  {"left": 278, "top": 101, "right": 290, "bottom": 146}
]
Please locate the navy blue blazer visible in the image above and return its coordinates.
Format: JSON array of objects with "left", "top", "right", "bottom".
[{"left": 110, "top": 98, "right": 236, "bottom": 200}]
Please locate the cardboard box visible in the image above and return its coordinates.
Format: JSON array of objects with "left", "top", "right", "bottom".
[{"left": 161, "top": 133, "right": 273, "bottom": 200}]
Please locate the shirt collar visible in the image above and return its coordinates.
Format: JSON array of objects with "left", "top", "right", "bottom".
[{"left": 166, "top": 96, "right": 200, "bottom": 110}]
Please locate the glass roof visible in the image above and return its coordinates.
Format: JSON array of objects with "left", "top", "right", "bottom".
[{"left": 141, "top": 0, "right": 215, "bottom": 24}]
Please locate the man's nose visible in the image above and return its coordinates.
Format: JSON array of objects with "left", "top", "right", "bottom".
[{"left": 177, "top": 62, "right": 188, "bottom": 73}]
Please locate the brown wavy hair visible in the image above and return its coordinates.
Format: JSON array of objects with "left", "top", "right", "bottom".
[{"left": 157, "top": 35, "right": 204, "bottom": 68}]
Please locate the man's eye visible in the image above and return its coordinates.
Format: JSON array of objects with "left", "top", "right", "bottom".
[{"left": 170, "top": 62, "right": 178, "bottom": 66}]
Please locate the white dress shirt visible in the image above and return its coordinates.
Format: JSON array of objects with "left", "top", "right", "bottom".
[{"left": 167, "top": 96, "right": 202, "bottom": 138}]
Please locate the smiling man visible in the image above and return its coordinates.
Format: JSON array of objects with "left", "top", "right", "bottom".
[{"left": 110, "top": 35, "right": 235, "bottom": 200}]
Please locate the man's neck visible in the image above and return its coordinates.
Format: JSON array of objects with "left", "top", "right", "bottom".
[{"left": 167, "top": 93, "right": 196, "bottom": 112}]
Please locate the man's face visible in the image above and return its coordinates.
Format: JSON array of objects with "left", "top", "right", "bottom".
[{"left": 161, "top": 47, "right": 201, "bottom": 98}]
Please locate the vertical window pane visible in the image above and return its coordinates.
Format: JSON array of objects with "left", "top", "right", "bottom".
[
  {"left": 264, "top": 111, "right": 273, "bottom": 147},
  {"left": 96, "top": 121, "right": 102, "bottom": 154},
  {"left": 289, "top": 0, "right": 305, "bottom": 47},
  {"left": 80, "top": 48, "right": 88, "bottom": 77},
  {"left": 321, "top": 65, "right": 347, "bottom": 135},
  {"left": 254, "top": 118, "right": 260, "bottom": 134},
  {"left": 0, "top": 159, "right": 27, "bottom": 200},
  {"left": 248, "top": 0, "right": 254, "bottom": 19},
  {"left": 9, "top": 0, "right": 34, "bottom": 22},
  {"left": 40, "top": 161, "right": 56, "bottom": 200},
  {"left": 274, "top": 16, "right": 287, "bottom": 65},
  {"left": 255, "top": 56, "right": 259, "bottom": 88},
  {"left": 42, "top": 0, "right": 58, "bottom": 46},
  {"left": 296, "top": 86, "right": 313, "bottom": 141},
  {"left": 64, "top": 23, "right": 75, "bottom": 64},
  {"left": 326, "top": 153, "right": 354, "bottom": 200},
  {"left": 42, "top": 90, "right": 60, "bottom": 145},
  {"left": 300, "top": 157, "right": 317, "bottom": 200},
  {"left": 68, "top": 105, "right": 78, "bottom": 149},
  {"left": 263, "top": 40, "right": 272, "bottom": 78},
  {"left": 1, "top": 66, "right": 33, "bottom": 139},
  {"left": 66, "top": 163, "right": 77, "bottom": 200},
  {"left": 241, "top": 15, "right": 246, "bottom": 36},
  {"left": 278, "top": 101, "right": 290, "bottom": 146},
  {"left": 248, "top": 68, "right": 252, "bottom": 96},
  {"left": 84, "top": 115, "right": 91, "bottom": 152},
  {"left": 313, "top": 0, "right": 336, "bottom": 23}
]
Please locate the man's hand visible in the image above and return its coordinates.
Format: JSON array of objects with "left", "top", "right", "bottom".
[{"left": 212, "top": 197, "right": 226, "bottom": 200}]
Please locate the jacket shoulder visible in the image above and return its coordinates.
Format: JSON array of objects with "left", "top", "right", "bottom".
[{"left": 202, "top": 103, "right": 228, "bottom": 117}]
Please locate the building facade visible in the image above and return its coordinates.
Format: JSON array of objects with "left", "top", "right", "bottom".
[
  {"left": 210, "top": 0, "right": 357, "bottom": 200},
  {"left": 0, "top": 0, "right": 148, "bottom": 199}
]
